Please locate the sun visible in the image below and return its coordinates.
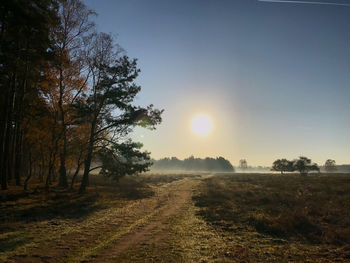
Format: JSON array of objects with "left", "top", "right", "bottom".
[{"left": 191, "top": 114, "right": 212, "bottom": 136}]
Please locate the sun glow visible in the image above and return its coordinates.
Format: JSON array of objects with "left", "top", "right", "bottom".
[{"left": 191, "top": 114, "right": 213, "bottom": 136}]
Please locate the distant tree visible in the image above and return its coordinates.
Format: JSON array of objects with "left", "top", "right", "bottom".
[
  {"left": 216, "top": 157, "right": 234, "bottom": 172},
  {"left": 183, "top": 155, "right": 196, "bottom": 170},
  {"left": 272, "top": 159, "right": 283, "bottom": 174},
  {"left": 271, "top": 158, "right": 294, "bottom": 174},
  {"left": 239, "top": 159, "right": 248, "bottom": 170},
  {"left": 324, "top": 159, "right": 337, "bottom": 172},
  {"left": 170, "top": 157, "right": 182, "bottom": 170},
  {"left": 272, "top": 159, "right": 281, "bottom": 174},
  {"left": 293, "top": 156, "right": 319, "bottom": 176}
]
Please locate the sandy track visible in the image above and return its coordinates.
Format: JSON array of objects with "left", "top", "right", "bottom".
[
  {"left": 7, "top": 177, "right": 201, "bottom": 263},
  {"left": 90, "top": 178, "right": 199, "bottom": 262}
]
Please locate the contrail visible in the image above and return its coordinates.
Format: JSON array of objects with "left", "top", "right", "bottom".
[{"left": 258, "top": 0, "right": 350, "bottom": 7}]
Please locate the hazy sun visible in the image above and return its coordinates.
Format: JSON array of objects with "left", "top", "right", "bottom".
[{"left": 191, "top": 114, "right": 212, "bottom": 136}]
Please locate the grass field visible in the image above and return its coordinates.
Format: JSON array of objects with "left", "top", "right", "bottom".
[
  {"left": 193, "top": 173, "right": 350, "bottom": 262},
  {"left": 0, "top": 173, "right": 349, "bottom": 262}
]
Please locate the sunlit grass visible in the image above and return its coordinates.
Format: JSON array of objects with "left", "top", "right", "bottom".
[
  {"left": 194, "top": 173, "right": 350, "bottom": 261},
  {"left": 2, "top": 173, "right": 350, "bottom": 262}
]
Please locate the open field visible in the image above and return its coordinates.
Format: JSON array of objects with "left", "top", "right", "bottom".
[
  {"left": 0, "top": 173, "right": 350, "bottom": 262},
  {"left": 194, "top": 173, "right": 350, "bottom": 262}
]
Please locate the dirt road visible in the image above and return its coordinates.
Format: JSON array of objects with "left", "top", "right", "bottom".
[{"left": 6, "top": 175, "right": 224, "bottom": 263}]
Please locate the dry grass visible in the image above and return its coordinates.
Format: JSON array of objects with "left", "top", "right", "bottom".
[
  {"left": 2, "top": 173, "right": 350, "bottom": 262},
  {"left": 0, "top": 173, "right": 203, "bottom": 263},
  {"left": 193, "top": 173, "right": 350, "bottom": 261}
]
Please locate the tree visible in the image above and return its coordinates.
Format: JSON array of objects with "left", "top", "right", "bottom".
[
  {"left": 324, "top": 159, "right": 337, "bottom": 172},
  {"left": 293, "top": 156, "right": 319, "bottom": 176},
  {"left": 98, "top": 141, "right": 152, "bottom": 182},
  {"left": 53, "top": 0, "right": 95, "bottom": 188},
  {"left": 0, "top": 0, "right": 59, "bottom": 189},
  {"left": 271, "top": 158, "right": 293, "bottom": 174},
  {"left": 75, "top": 33, "right": 163, "bottom": 192},
  {"left": 239, "top": 159, "right": 248, "bottom": 171},
  {"left": 0, "top": 0, "right": 162, "bottom": 192},
  {"left": 67, "top": 122, "right": 90, "bottom": 189}
]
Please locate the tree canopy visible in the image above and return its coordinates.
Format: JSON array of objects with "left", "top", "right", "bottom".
[
  {"left": 324, "top": 159, "right": 337, "bottom": 172},
  {"left": 271, "top": 159, "right": 294, "bottom": 174},
  {"left": 0, "top": 0, "right": 162, "bottom": 192}
]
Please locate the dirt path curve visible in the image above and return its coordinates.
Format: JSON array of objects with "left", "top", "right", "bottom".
[
  {"left": 89, "top": 177, "right": 200, "bottom": 263},
  {"left": 5, "top": 175, "right": 224, "bottom": 263}
]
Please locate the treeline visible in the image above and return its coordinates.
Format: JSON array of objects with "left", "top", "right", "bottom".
[
  {"left": 0, "top": 0, "right": 162, "bottom": 192},
  {"left": 152, "top": 156, "right": 234, "bottom": 172}
]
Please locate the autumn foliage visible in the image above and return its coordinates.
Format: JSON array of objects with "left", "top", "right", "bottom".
[{"left": 0, "top": 0, "right": 162, "bottom": 192}]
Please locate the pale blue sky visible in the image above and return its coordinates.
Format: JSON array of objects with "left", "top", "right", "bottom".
[{"left": 84, "top": 0, "right": 350, "bottom": 166}]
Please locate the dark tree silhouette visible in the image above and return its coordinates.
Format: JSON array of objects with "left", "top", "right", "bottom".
[
  {"left": 74, "top": 33, "right": 162, "bottom": 193},
  {"left": 53, "top": 0, "right": 96, "bottom": 188},
  {"left": 0, "top": 0, "right": 58, "bottom": 189},
  {"left": 271, "top": 157, "right": 320, "bottom": 176},
  {"left": 293, "top": 156, "right": 319, "bottom": 176},
  {"left": 324, "top": 159, "right": 337, "bottom": 172},
  {"left": 239, "top": 159, "right": 248, "bottom": 170},
  {"left": 271, "top": 159, "right": 294, "bottom": 174},
  {"left": 0, "top": 0, "right": 162, "bottom": 192},
  {"left": 98, "top": 141, "right": 152, "bottom": 182}
]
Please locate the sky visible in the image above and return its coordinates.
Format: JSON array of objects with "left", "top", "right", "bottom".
[{"left": 84, "top": 0, "right": 350, "bottom": 166}]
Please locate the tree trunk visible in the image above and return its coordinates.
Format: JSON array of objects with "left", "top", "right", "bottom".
[
  {"left": 1, "top": 75, "right": 15, "bottom": 190},
  {"left": 79, "top": 148, "right": 92, "bottom": 193},
  {"left": 58, "top": 69, "right": 68, "bottom": 188},
  {"left": 13, "top": 65, "right": 27, "bottom": 186},
  {"left": 71, "top": 150, "right": 83, "bottom": 189},
  {"left": 79, "top": 122, "right": 96, "bottom": 193},
  {"left": 39, "top": 163, "right": 43, "bottom": 182},
  {"left": 24, "top": 152, "right": 32, "bottom": 191},
  {"left": 46, "top": 163, "right": 53, "bottom": 190},
  {"left": 8, "top": 121, "right": 16, "bottom": 182},
  {"left": 46, "top": 124, "right": 58, "bottom": 190},
  {"left": 0, "top": 89, "right": 6, "bottom": 189},
  {"left": 58, "top": 140, "right": 68, "bottom": 187},
  {"left": 2, "top": 91, "right": 14, "bottom": 189},
  {"left": 71, "top": 162, "right": 81, "bottom": 190},
  {"left": 39, "top": 146, "right": 44, "bottom": 182},
  {"left": 14, "top": 129, "right": 22, "bottom": 186}
]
